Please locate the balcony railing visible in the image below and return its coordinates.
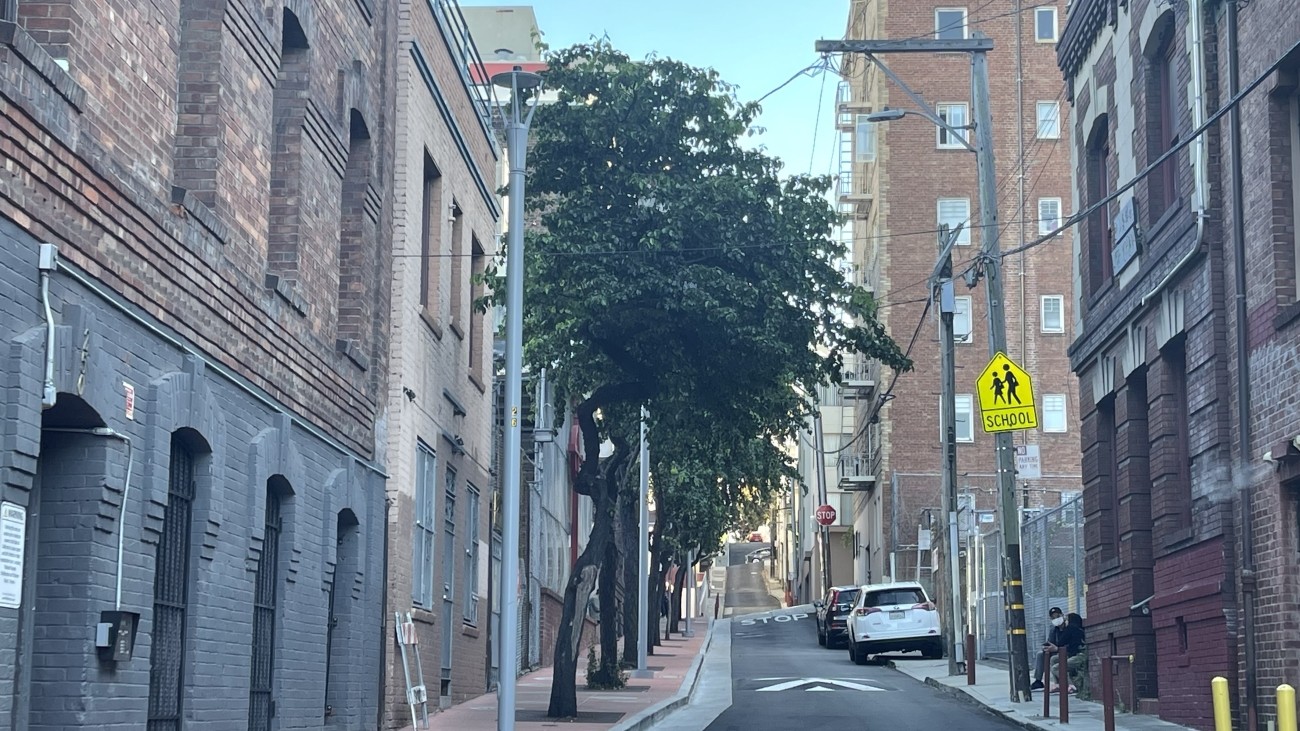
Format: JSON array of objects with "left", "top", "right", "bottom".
[
  {"left": 837, "top": 454, "right": 878, "bottom": 491},
  {"left": 840, "top": 357, "right": 877, "bottom": 400}
]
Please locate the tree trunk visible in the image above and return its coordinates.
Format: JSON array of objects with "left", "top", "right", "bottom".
[
  {"left": 619, "top": 484, "right": 639, "bottom": 667},
  {"left": 546, "top": 497, "right": 610, "bottom": 717},
  {"left": 589, "top": 533, "right": 623, "bottom": 686}
]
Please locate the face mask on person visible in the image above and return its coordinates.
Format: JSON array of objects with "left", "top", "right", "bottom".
[{"left": 1051, "top": 617, "right": 1064, "bottom": 627}]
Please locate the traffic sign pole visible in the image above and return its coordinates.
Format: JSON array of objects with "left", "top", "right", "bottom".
[{"left": 812, "top": 409, "right": 832, "bottom": 597}]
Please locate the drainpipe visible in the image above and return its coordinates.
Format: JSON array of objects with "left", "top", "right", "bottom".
[
  {"left": 1225, "top": 2, "right": 1259, "bottom": 728},
  {"left": 38, "top": 244, "right": 59, "bottom": 409}
]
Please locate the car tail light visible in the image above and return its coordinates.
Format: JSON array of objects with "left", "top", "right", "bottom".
[
  {"left": 912, "top": 602, "right": 935, "bottom": 611},
  {"left": 854, "top": 607, "right": 882, "bottom": 616}
]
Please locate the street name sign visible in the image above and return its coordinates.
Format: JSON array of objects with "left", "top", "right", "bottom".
[{"left": 977, "top": 352, "right": 1038, "bottom": 433}]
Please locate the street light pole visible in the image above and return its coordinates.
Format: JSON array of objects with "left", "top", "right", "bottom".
[
  {"left": 935, "top": 224, "right": 964, "bottom": 676},
  {"left": 815, "top": 33, "right": 1032, "bottom": 701},
  {"left": 491, "top": 66, "right": 542, "bottom": 731},
  {"left": 633, "top": 406, "right": 653, "bottom": 678}
]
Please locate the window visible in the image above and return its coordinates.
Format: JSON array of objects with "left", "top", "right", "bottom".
[
  {"left": 1043, "top": 394, "right": 1067, "bottom": 432},
  {"left": 938, "top": 198, "right": 972, "bottom": 246},
  {"left": 956, "top": 395, "right": 973, "bottom": 442},
  {"left": 954, "top": 296, "right": 973, "bottom": 343},
  {"left": 943, "top": 394, "right": 975, "bottom": 443},
  {"left": 937, "top": 103, "right": 969, "bottom": 148},
  {"left": 855, "top": 115, "right": 878, "bottom": 162},
  {"left": 1165, "top": 338, "right": 1192, "bottom": 525},
  {"left": 337, "top": 110, "right": 374, "bottom": 348},
  {"left": 1041, "top": 295, "right": 1065, "bottom": 333},
  {"left": 449, "top": 202, "right": 465, "bottom": 334},
  {"left": 464, "top": 486, "right": 481, "bottom": 624},
  {"left": 1150, "top": 28, "right": 1181, "bottom": 218},
  {"left": 935, "top": 8, "right": 968, "bottom": 39},
  {"left": 413, "top": 444, "right": 437, "bottom": 608},
  {"left": 249, "top": 481, "right": 286, "bottom": 731},
  {"left": 1038, "top": 198, "right": 1063, "bottom": 235},
  {"left": 1037, "top": 101, "right": 1060, "bottom": 139},
  {"left": 469, "top": 238, "right": 487, "bottom": 376},
  {"left": 148, "top": 435, "right": 197, "bottom": 731},
  {"left": 1035, "top": 8, "right": 1058, "bottom": 42},
  {"left": 420, "top": 158, "right": 442, "bottom": 313},
  {"left": 1086, "top": 118, "right": 1114, "bottom": 293}
]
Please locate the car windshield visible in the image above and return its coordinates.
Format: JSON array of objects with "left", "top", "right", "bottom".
[
  {"left": 834, "top": 589, "right": 860, "bottom": 607},
  {"left": 864, "top": 588, "right": 925, "bottom": 607}
]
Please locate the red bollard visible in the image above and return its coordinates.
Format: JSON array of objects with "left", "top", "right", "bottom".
[
  {"left": 966, "top": 634, "right": 976, "bottom": 685},
  {"left": 1102, "top": 656, "right": 1115, "bottom": 731},
  {"left": 1043, "top": 648, "right": 1052, "bottom": 718},
  {"left": 713, "top": 594, "right": 720, "bottom": 619},
  {"left": 1058, "top": 648, "right": 1069, "bottom": 723}
]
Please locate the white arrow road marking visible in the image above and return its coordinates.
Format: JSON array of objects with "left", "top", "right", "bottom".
[
  {"left": 805, "top": 686, "right": 834, "bottom": 692},
  {"left": 755, "top": 678, "right": 886, "bottom": 692}
]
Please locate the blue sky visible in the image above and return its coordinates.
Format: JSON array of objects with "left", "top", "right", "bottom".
[{"left": 462, "top": 0, "right": 849, "bottom": 180}]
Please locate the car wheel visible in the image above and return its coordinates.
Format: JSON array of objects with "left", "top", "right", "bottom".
[
  {"left": 817, "top": 627, "right": 826, "bottom": 646},
  {"left": 852, "top": 642, "right": 870, "bottom": 666}
]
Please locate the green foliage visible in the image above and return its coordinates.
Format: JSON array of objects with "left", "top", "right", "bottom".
[
  {"left": 585, "top": 644, "right": 627, "bottom": 690},
  {"left": 485, "top": 37, "right": 908, "bottom": 636}
]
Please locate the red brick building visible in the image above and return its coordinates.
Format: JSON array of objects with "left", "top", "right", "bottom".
[
  {"left": 837, "top": 0, "right": 1081, "bottom": 595},
  {"left": 1058, "top": 0, "right": 1300, "bottom": 727}
]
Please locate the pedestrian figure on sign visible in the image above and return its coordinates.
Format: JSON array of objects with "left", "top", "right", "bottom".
[
  {"left": 1003, "top": 364, "right": 1021, "bottom": 404},
  {"left": 991, "top": 373, "right": 1005, "bottom": 404}
]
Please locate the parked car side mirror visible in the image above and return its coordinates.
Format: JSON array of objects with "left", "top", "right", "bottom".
[{"left": 813, "top": 600, "right": 825, "bottom": 609}]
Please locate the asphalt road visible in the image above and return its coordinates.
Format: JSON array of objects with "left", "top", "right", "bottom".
[
  {"left": 701, "top": 559, "right": 1022, "bottom": 731},
  {"left": 724, "top": 542, "right": 780, "bottom": 615}
]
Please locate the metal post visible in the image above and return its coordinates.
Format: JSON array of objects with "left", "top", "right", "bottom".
[
  {"left": 1058, "top": 648, "right": 1069, "bottom": 723},
  {"left": 1103, "top": 657, "right": 1115, "bottom": 731},
  {"left": 633, "top": 406, "right": 653, "bottom": 678},
  {"left": 684, "top": 549, "right": 695, "bottom": 637},
  {"left": 937, "top": 225, "right": 963, "bottom": 675},
  {"left": 812, "top": 409, "right": 832, "bottom": 596},
  {"left": 490, "top": 66, "right": 542, "bottom": 731},
  {"left": 971, "top": 40, "right": 1033, "bottom": 702}
]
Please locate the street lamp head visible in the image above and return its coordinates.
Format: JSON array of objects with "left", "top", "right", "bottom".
[
  {"left": 863, "top": 107, "right": 907, "bottom": 123},
  {"left": 491, "top": 65, "right": 543, "bottom": 91}
]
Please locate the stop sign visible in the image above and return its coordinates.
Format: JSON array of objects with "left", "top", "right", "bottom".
[{"left": 815, "top": 504, "right": 837, "bottom": 526}]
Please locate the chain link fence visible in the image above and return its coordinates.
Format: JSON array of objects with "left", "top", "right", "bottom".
[{"left": 972, "top": 493, "right": 1085, "bottom": 661}]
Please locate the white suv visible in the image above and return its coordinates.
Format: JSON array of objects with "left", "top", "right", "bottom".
[{"left": 846, "top": 581, "right": 943, "bottom": 664}]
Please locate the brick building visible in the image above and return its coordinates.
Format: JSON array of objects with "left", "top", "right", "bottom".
[
  {"left": 0, "top": 0, "right": 393, "bottom": 729},
  {"left": 834, "top": 0, "right": 1081, "bottom": 595},
  {"left": 379, "top": 0, "right": 501, "bottom": 725},
  {"left": 1058, "top": 0, "right": 1300, "bottom": 727}
]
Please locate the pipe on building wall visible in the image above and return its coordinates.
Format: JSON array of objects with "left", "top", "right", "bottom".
[
  {"left": 39, "top": 249, "right": 58, "bottom": 410},
  {"left": 1225, "top": 1, "right": 1259, "bottom": 727}
]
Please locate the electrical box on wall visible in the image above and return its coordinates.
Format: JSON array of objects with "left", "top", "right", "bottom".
[{"left": 96, "top": 610, "right": 140, "bottom": 663}]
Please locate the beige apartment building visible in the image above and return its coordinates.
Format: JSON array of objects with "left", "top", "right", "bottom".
[{"left": 831, "top": 0, "right": 1083, "bottom": 594}]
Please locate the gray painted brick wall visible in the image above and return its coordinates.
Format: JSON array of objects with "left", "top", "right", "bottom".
[{"left": 1, "top": 219, "right": 387, "bottom": 731}]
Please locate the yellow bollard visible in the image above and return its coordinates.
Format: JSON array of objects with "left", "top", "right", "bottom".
[
  {"left": 1212, "top": 677, "right": 1232, "bottom": 731},
  {"left": 1279, "top": 684, "right": 1297, "bottom": 731}
]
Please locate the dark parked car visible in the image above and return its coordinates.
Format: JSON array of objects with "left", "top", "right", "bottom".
[{"left": 813, "top": 585, "right": 861, "bottom": 648}]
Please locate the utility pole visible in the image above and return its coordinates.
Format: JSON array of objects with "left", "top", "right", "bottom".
[
  {"left": 935, "top": 224, "right": 964, "bottom": 676},
  {"left": 633, "top": 406, "right": 653, "bottom": 678},
  {"left": 815, "top": 32, "right": 1032, "bottom": 702},
  {"left": 811, "top": 408, "right": 832, "bottom": 597}
]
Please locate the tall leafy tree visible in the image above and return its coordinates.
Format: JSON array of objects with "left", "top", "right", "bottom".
[{"left": 485, "top": 40, "right": 908, "bottom": 718}]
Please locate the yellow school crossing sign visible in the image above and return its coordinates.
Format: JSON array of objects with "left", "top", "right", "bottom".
[{"left": 977, "top": 352, "right": 1038, "bottom": 433}]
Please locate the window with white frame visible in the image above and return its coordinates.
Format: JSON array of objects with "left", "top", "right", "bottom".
[
  {"left": 954, "top": 296, "right": 973, "bottom": 343},
  {"left": 1038, "top": 197, "right": 1062, "bottom": 235},
  {"left": 1041, "top": 295, "right": 1065, "bottom": 333},
  {"left": 1035, "top": 7, "right": 1058, "bottom": 42},
  {"left": 463, "top": 485, "right": 481, "bottom": 624},
  {"left": 413, "top": 443, "right": 437, "bottom": 608},
  {"left": 938, "top": 198, "right": 972, "bottom": 245},
  {"left": 1043, "top": 394, "right": 1068, "bottom": 432},
  {"left": 956, "top": 394, "right": 974, "bottom": 442},
  {"left": 1037, "top": 101, "right": 1061, "bottom": 139},
  {"left": 937, "top": 103, "right": 969, "bottom": 148},
  {"left": 856, "top": 115, "right": 878, "bottom": 162},
  {"left": 935, "top": 8, "right": 968, "bottom": 39}
]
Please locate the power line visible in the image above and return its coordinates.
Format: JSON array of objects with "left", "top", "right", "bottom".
[{"left": 1003, "top": 32, "right": 1300, "bottom": 259}]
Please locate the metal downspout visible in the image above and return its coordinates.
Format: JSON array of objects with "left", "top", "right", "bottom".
[{"left": 1225, "top": 2, "right": 1258, "bottom": 728}]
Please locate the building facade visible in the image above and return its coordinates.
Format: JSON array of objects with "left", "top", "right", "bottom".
[
  {"left": 1058, "top": 0, "right": 1300, "bottom": 727},
  {"left": 837, "top": 0, "right": 1082, "bottom": 594},
  {"left": 0, "top": 0, "right": 393, "bottom": 728},
  {"left": 380, "top": 0, "right": 501, "bottom": 725}
]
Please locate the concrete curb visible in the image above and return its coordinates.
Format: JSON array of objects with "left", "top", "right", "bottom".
[
  {"left": 607, "top": 619, "right": 722, "bottom": 731},
  {"left": 886, "top": 660, "right": 1056, "bottom": 731}
]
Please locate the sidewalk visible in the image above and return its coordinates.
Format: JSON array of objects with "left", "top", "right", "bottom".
[
  {"left": 403, "top": 617, "right": 715, "bottom": 731},
  {"left": 888, "top": 658, "right": 1199, "bottom": 731}
]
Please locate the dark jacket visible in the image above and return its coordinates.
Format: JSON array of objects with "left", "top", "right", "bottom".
[{"left": 1058, "top": 624, "right": 1085, "bottom": 657}]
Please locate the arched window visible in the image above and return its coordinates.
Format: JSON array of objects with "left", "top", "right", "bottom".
[{"left": 248, "top": 478, "right": 289, "bottom": 731}]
